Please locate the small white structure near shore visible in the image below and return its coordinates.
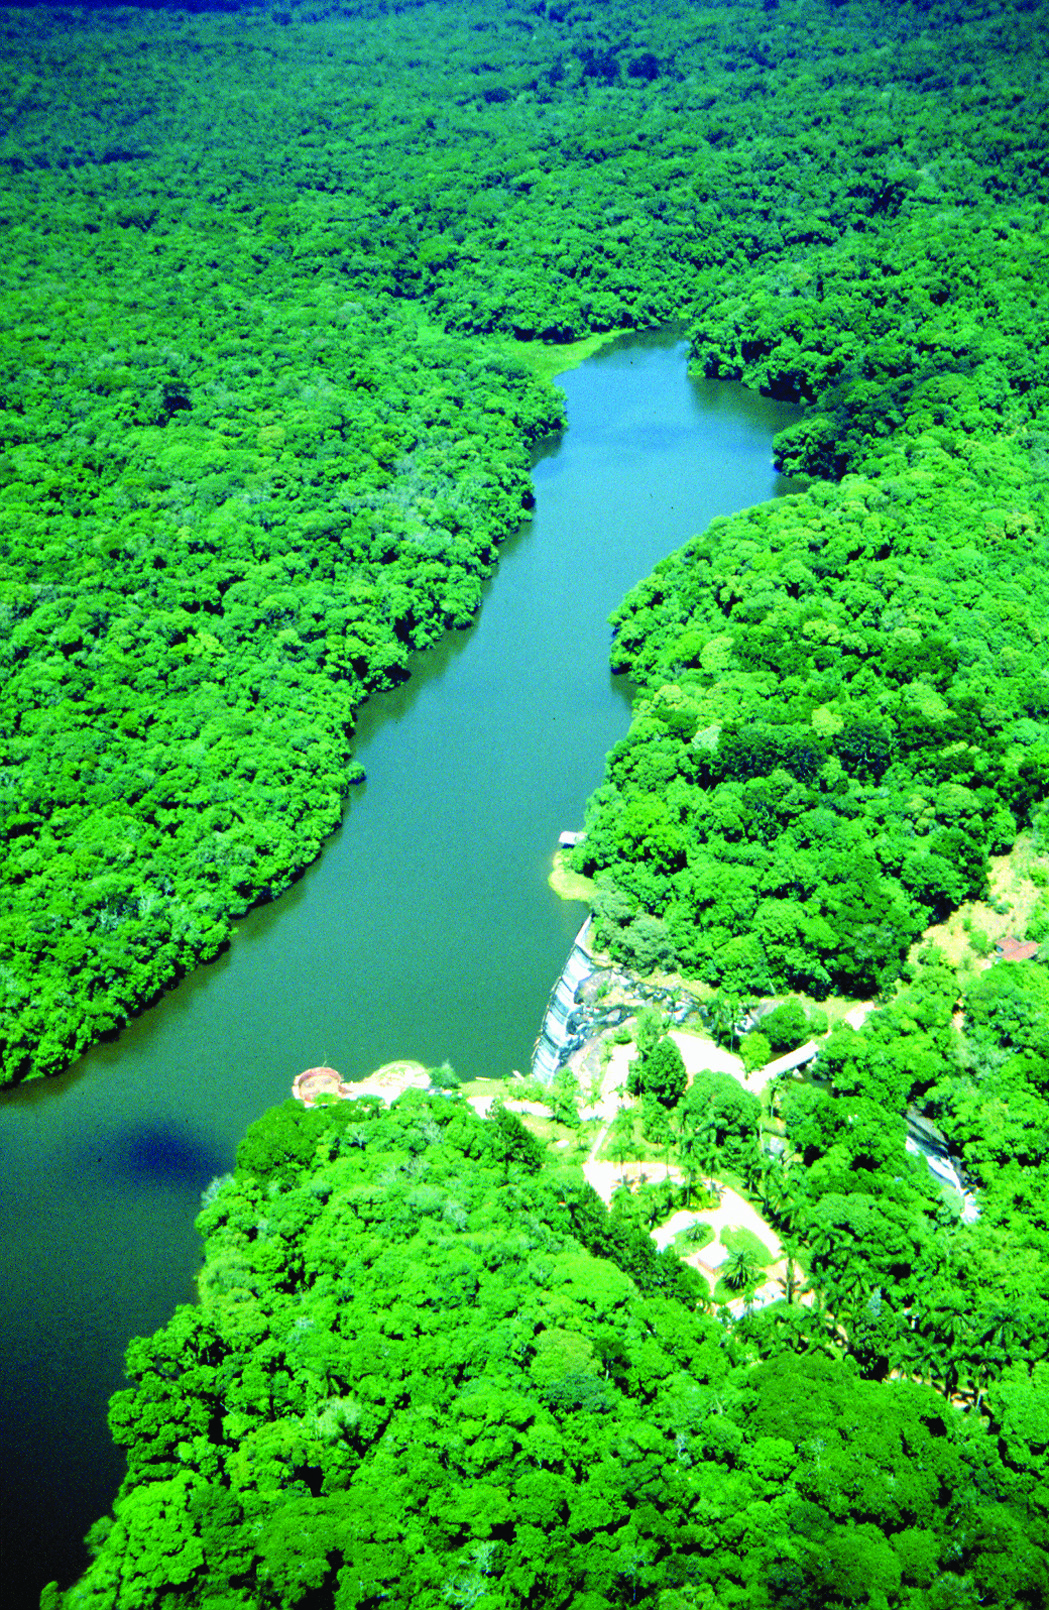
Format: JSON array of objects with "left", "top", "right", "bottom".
[{"left": 292, "top": 1061, "right": 431, "bottom": 1107}]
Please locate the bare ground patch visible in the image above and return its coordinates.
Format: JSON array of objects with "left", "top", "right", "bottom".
[{"left": 912, "top": 834, "right": 1049, "bottom": 976}]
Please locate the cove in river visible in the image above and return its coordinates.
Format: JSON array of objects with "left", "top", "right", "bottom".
[{"left": 0, "top": 330, "right": 801, "bottom": 1607}]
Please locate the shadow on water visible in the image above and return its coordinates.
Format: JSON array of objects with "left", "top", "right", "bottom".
[
  {"left": 97, "top": 1123, "right": 228, "bottom": 1189},
  {"left": 0, "top": 329, "right": 803, "bottom": 1610}
]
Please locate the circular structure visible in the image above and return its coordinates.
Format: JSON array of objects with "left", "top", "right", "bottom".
[
  {"left": 292, "top": 1065, "right": 352, "bottom": 1107},
  {"left": 367, "top": 1059, "right": 430, "bottom": 1093}
]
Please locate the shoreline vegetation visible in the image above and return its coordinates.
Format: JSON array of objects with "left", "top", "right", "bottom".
[
  {"left": 56, "top": 990, "right": 1049, "bottom": 1609},
  {"left": 7, "top": 0, "right": 1047, "bottom": 1091},
  {"left": 6, "top": 0, "right": 1049, "bottom": 1603}
]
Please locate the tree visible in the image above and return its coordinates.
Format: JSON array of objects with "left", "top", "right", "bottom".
[
  {"left": 779, "top": 1234, "right": 806, "bottom": 1308},
  {"left": 608, "top": 1104, "right": 636, "bottom": 1171},
  {"left": 682, "top": 1068, "right": 762, "bottom": 1174},
  {"left": 679, "top": 1124, "right": 717, "bottom": 1203},
  {"left": 706, "top": 990, "right": 745, "bottom": 1053},
  {"left": 740, "top": 1030, "right": 771, "bottom": 1075},
  {"left": 632, "top": 1034, "right": 688, "bottom": 1109},
  {"left": 761, "top": 997, "right": 815, "bottom": 1053},
  {"left": 723, "top": 1247, "right": 762, "bottom": 1295}
]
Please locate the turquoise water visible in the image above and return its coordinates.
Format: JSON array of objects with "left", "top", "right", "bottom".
[{"left": 0, "top": 331, "right": 800, "bottom": 1604}]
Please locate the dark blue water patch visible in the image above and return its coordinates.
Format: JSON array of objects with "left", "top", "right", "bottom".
[{"left": 99, "top": 1122, "right": 227, "bottom": 1189}]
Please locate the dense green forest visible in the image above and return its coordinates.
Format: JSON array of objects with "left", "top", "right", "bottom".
[
  {"left": 51, "top": 1082, "right": 1048, "bottom": 1610},
  {"left": 5, "top": 0, "right": 1049, "bottom": 1081},
  {"left": 6, "top": 0, "right": 1049, "bottom": 1604},
  {"left": 565, "top": 0, "right": 1049, "bottom": 995},
  {"left": 574, "top": 236, "right": 1049, "bottom": 991}
]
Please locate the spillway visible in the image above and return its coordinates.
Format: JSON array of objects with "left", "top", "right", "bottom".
[{"left": 532, "top": 919, "right": 595, "bottom": 1083}]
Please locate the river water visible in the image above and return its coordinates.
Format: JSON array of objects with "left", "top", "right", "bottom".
[{"left": 0, "top": 331, "right": 800, "bottom": 1605}]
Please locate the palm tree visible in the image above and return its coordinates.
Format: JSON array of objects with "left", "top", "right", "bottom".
[
  {"left": 708, "top": 989, "right": 744, "bottom": 1052},
  {"left": 913, "top": 1287, "right": 973, "bottom": 1398},
  {"left": 679, "top": 1122, "right": 717, "bottom": 1203},
  {"left": 779, "top": 1233, "right": 806, "bottom": 1306},
  {"left": 757, "top": 1159, "right": 788, "bottom": 1220},
  {"left": 803, "top": 1216, "right": 838, "bottom": 1289},
  {"left": 609, "top": 1104, "right": 634, "bottom": 1170},
  {"left": 974, "top": 1305, "right": 1020, "bottom": 1376},
  {"left": 724, "top": 1247, "right": 762, "bottom": 1294}
]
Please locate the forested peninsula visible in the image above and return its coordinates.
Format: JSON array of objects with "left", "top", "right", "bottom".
[
  {"left": 45, "top": 1081, "right": 1049, "bottom": 1610},
  {"left": 5, "top": 0, "right": 1049, "bottom": 1607}
]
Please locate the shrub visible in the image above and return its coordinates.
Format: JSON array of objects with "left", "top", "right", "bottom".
[{"left": 740, "top": 1032, "right": 771, "bottom": 1074}]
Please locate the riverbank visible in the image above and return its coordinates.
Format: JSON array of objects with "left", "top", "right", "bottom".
[{"left": 1, "top": 330, "right": 803, "bottom": 1610}]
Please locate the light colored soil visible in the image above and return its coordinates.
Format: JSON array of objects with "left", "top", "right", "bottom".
[
  {"left": 583, "top": 1157, "right": 684, "bottom": 1205},
  {"left": 912, "top": 835, "right": 1049, "bottom": 974},
  {"left": 468, "top": 1097, "right": 556, "bottom": 1119},
  {"left": 581, "top": 1029, "right": 762, "bottom": 1197},
  {"left": 349, "top": 1060, "right": 431, "bottom": 1103},
  {"left": 674, "top": 1187, "right": 782, "bottom": 1262},
  {"left": 668, "top": 1028, "right": 767, "bottom": 1094},
  {"left": 650, "top": 1194, "right": 790, "bottom": 1317}
]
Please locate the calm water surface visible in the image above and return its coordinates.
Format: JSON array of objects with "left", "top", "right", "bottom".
[{"left": 0, "top": 333, "right": 800, "bottom": 1605}]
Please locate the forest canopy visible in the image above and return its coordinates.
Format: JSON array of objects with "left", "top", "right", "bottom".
[
  {"left": 4, "top": 0, "right": 1049, "bottom": 1077},
  {"left": 8, "top": 4, "right": 1049, "bottom": 1605},
  {"left": 47, "top": 1088, "right": 1049, "bottom": 1610}
]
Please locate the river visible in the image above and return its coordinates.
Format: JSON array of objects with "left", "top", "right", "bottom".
[{"left": 0, "top": 330, "right": 801, "bottom": 1606}]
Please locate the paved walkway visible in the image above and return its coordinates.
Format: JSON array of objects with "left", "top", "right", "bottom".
[
  {"left": 667, "top": 1029, "right": 760, "bottom": 1093},
  {"left": 651, "top": 1189, "right": 781, "bottom": 1259},
  {"left": 651, "top": 1198, "right": 798, "bottom": 1318},
  {"left": 469, "top": 1031, "right": 796, "bottom": 1320},
  {"left": 579, "top": 1028, "right": 760, "bottom": 1204}
]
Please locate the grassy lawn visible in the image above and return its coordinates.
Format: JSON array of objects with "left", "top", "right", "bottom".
[
  {"left": 457, "top": 1075, "right": 597, "bottom": 1162},
  {"left": 548, "top": 851, "right": 598, "bottom": 905},
  {"left": 712, "top": 1274, "right": 776, "bottom": 1306},
  {"left": 503, "top": 329, "right": 627, "bottom": 384},
  {"left": 721, "top": 1225, "right": 775, "bottom": 1266},
  {"left": 523, "top": 1115, "right": 597, "bottom": 1163},
  {"left": 671, "top": 1221, "right": 715, "bottom": 1254}
]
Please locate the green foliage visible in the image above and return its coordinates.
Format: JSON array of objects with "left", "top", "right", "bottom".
[
  {"left": 0, "top": 271, "right": 564, "bottom": 1084},
  {"left": 990, "top": 1360, "right": 1049, "bottom": 1490},
  {"left": 935, "top": 961, "right": 1049, "bottom": 1202},
  {"left": 429, "top": 1062, "right": 462, "bottom": 1092},
  {"left": 578, "top": 450, "right": 1048, "bottom": 993},
  {"left": 678, "top": 1219, "right": 714, "bottom": 1252},
  {"left": 759, "top": 954, "right": 1049, "bottom": 1426},
  {"left": 628, "top": 1033, "right": 687, "bottom": 1110},
  {"left": 2, "top": 0, "right": 1047, "bottom": 1087},
  {"left": 740, "top": 1031, "right": 771, "bottom": 1075},
  {"left": 546, "top": 1069, "right": 582, "bottom": 1128},
  {"left": 2, "top": 8, "right": 579, "bottom": 1085},
  {"left": 7, "top": 0, "right": 1049, "bottom": 1602},
  {"left": 571, "top": 17, "right": 1049, "bottom": 1001},
  {"left": 681, "top": 1066, "right": 762, "bottom": 1179},
  {"left": 721, "top": 1246, "right": 762, "bottom": 1294},
  {"left": 61, "top": 1090, "right": 1045, "bottom": 1610},
  {"left": 964, "top": 962, "right": 1049, "bottom": 1066},
  {"left": 761, "top": 999, "right": 822, "bottom": 1054},
  {"left": 720, "top": 1225, "right": 773, "bottom": 1268}
]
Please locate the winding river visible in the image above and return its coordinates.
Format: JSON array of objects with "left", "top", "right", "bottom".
[{"left": 0, "top": 331, "right": 801, "bottom": 1606}]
